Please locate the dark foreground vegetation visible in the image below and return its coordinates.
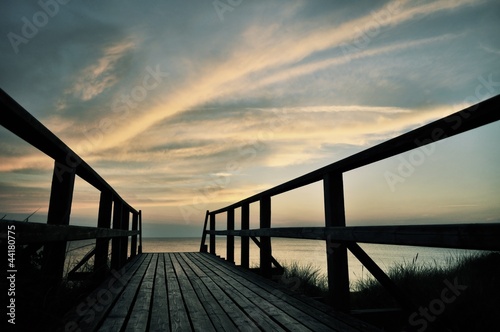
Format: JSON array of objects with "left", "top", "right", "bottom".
[
  {"left": 1, "top": 245, "right": 100, "bottom": 331},
  {"left": 278, "top": 252, "right": 500, "bottom": 331}
]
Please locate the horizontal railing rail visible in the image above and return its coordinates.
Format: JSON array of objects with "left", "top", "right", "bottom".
[
  {"left": 201, "top": 94, "right": 500, "bottom": 315},
  {"left": 1, "top": 220, "right": 139, "bottom": 244},
  {"left": 0, "top": 88, "right": 142, "bottom": 285},
  {"left": 209, "top": 223, "right": 500, "bottom": 251}
]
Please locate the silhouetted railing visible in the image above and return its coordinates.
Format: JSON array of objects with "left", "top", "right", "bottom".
[
  {"left": 200, "top": 94, "right": 500, "bottom": 313},
  {"left": 0, "top": 89, "right": 142, "bottom": 285}
]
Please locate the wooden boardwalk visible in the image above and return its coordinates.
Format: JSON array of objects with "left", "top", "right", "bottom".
[{"left": 64, "top": 252, "right": 380, "bottom": 331}]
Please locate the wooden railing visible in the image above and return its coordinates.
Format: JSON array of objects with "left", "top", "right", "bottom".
[
  {"left": 0, "top": 88, "right": 142, "bottom": 286},
  {"left": 200, "top": 94, "right": 500, "bottom": 313}
]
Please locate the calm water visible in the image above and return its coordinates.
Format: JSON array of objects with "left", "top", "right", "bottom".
[{"left": 139, "top": 237, "right": 481, "bottom": 288}]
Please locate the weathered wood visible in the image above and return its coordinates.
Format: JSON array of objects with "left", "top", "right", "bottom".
[
  {"left": 250, "top": 236, "right": 283, "bottom": 270},
  {"left": 42, "top": 160, "right": 76, "bottom": 285},
  {"left": 209, "top": 213, "right": 216, "bottom": 255},
  {"left": 65, "top": 253, "right": 380, "bottom": 331},
  {"left": 226, "top": 208, "right": 235, "bottom": 264},
  {"left": 99, "top": 254, "right": 153, "bottom": 331},
  {"left": 164, "top": 254, "right": 191, "bottom": 331},
  {"left": 149, "top": 254, "right": 170, "bottom": 332},
  {"left": 198, "top": 252, "right": 379, "bottom": 332},
  {"left": 176, "top": 253, "right": 237, "bottom": 331},
  {"left": 189, "top": 253, "right": 288, "bottom": 331},
  {"left": 209, "top": 223, "right": 500, "bottom": 250},
  {"left": 138, "top": 210, "right": 143, "bottom": 254},
  {"left": 125, "top": 254, "right": 157, "bottom": 331},
  {"left": 170, "top": 253, "right": 216, "bottom": 331},
  {"left": 1, "top": 220, "right": 138, "bottom": 244},
  {"left": 120, "top": 204, "right": 130, "bottom": 265},
  {"left": 199, "top": 210, "right": 209, "bottom": 252},
  {"left": 180, "top": 253, "right": 258, "bottom": 330},
  {"left": 324, "top": 172, "right": 350, "bottom": 312},
  {"left": 260, "top": 196, "right": 272, "bottom": 279},
  {"left": 68, "top": 247, "right": 96, "bottom": 280},
  {"left": 131, "top": 212, "right": 138, "bottom": 258},
  {"left": 95, "top": 191, "right": 113, "bottom": 276},
  {"left": 240, "top": 203, "right": 250, "bottom": 269},
  {"left": 62, "top": 254, "right": 146, "bottom": 332},
  {"left": 111, "top": 200, "right": 124, "bottom": 270}
]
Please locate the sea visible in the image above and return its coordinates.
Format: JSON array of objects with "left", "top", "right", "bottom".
[{"left": 63, "top": 237, "right": 483, "bottom": 289}]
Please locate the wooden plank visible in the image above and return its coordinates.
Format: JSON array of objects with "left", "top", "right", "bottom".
[
  {"left": 210, "top": 223, "right": 500, "bottom": 251},
  {"left": 196, "top": 253, "right": 336, "bottom": 332},
  {"left": 240, "top": 203, "right": 250, "bottom": 269},
  {"left": 186, "top": 253, "right": 286, "bottom": 332},
  {"left": 63, "top": 254, "right": 147, "bottom": 332},
  {"left": 260, "top": 196, "right": 272, "bottom": 279},
  {"left": 124, "top": 254, "right": 158, "bottom": 331},
  {"left": 170, "top": 253, "right": 216, "bottom": 331},
  {"left": 149, "top": 254, "right": 170, "bottom": 332},
  {"left": 131, "top": 212, "right": 138, "bottom": 258},
  {"left": 198, "top": 253, "right": 380, "bottom": 332},
  {"left": 164, "top": 253, "right": 191, "bottom": 331},
  {"left": 180, "top": 253, "right": 260, "bottom": 330},
  {"left": 226, "top": 209, "right": 235, "bottom": 263},
  {"left": 176, "top": 253, "right": 237, "bottom": 331},
  {"left": 323, "top": 172, "right": 350, "bottom": 311},
  {"left": 193, "top": 253, "right": 314, "bottom": 332},
  {"left": 98, "top": 254, "right": 153, "bottom": 331},
  {"left": 1, "top": 220, "right": 138, "bottom": 244},
  {"left": 209, "top": 213, "right": 216, "bottom": 254},
  {"left": 199, "top": 210, "right": 209, "bottom": 252},
  {"left": 95, "top": 191, "right": 113, "bottom": 277},
  {"left": 42, "top": 160, "right": 75, "bottom": 285}
]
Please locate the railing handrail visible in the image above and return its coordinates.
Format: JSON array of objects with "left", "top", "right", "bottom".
[
  {"left": 0, "top": 88, "right": 137, "bottom": 213},
  {"left": 0, "top": 88, "right": 142, "bottom": 284},
  {"left": 210, "top": 94, "right": 500, "bottom": 214},
  {"left": 202, "top": 94, "right": 500, "bottom": 314}
]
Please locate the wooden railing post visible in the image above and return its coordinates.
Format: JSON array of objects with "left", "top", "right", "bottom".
[
  {"left": 95, "top": 191, "right": 113, "bottom": 277},
  {"left": 111, "top": 199, "right": 123, "bottom": 270},
  {"left": 241, "top": 203, "right": 250, "bottom": 269},
  {"left": 131, "top": 211, "right": 138, "bottom": 258},
  {"left": 324, "top": 172, "right": 350, "bottom": 312},
  {"left": 209, "top": 213, "right": 216, "bottom": 255},
  {"left": 199, "top": 210, "right": 209, "bottom": 252},
  {"left": 121, "top": 204, "right": 130, "bottom": 264},
  {"left": 260, "top": 196, "right": 272, "bottom": 279},
  {"left": 138, "top": 210, "right": 142, "bottom": 254},
  {"left": 227, "top": 208, "right": 235, "bottom": 263},
  {"left": 42, "top": 160, "right": 76, "bottom": 286}
]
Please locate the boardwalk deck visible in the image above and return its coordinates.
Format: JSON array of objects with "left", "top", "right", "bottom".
[{"left": 63, "top": 252, "right": 380, "bottom": 332}]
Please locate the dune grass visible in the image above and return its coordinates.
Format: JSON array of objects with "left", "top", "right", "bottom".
[
  {"left": 276, "top": 252, "right": 500, "bottom": 331},
  {"left": 277, "top": 262, "right": 328, "bottom": 298},
  {"left": 352, "top": 251, "right": 500, "bottom": 331}
]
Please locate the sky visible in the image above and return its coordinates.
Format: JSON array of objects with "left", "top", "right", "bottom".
[{"left": 0, "top": 0, "right": 499, "bottom": 237}]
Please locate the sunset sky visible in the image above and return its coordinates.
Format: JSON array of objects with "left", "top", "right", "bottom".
[{"left": 1, "top": 0, "right": 499, "bottom": 237}]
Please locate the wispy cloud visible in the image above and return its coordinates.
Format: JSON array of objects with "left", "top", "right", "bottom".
[{"left": 65, "top": 40, "right": 136, "bottom": 101}]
